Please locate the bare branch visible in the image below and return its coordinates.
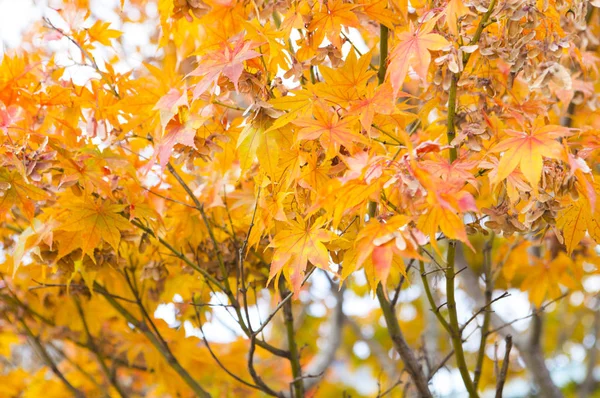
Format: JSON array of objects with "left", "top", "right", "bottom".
[
  {"left": 19, "top": 319, "right": 85, "bottom": 398},
  {"left": 300, "top": 280, "right": 345, "bottom": 393},
  {"left": 456, "top": 244, "right": 564, "bottom": 398},
  {"left": 74, "top": 297, "right": 128, "bottom": 398},
  {"left": 428, "top": 350, "right": 455, "bottom": 381},
  {"left": 495, "top": 335, "right": 513, "bottom": 398},
  {"left": 376, "top": 284, "right": 433, "bottom": 397}
]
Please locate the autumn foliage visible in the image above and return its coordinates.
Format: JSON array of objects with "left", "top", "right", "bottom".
[{"left": 1, "top": 0, "right": 600, "bottom": 396}]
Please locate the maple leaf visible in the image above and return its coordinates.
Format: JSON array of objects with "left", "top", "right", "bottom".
[
  {"left": 11, "top": 217, "right": 57, "bottom": 274},
  {"left": 414, "top": 167, "right": 477, "bottom": 251},
  {"left": 0, "top": 101, "right": 23, "bottom": 132},
  {"left": 189, "top": 35, "right": 261, "bottom": 98},
  {"left": 154, "top": 88, "right": 189, "bottom": 130},
  {"left": 147, "top": 106, "right": 212, "bottom": 170},
  {"left": 295, "top": 106, "right": 366, "bottom": 157},
  {"left": 267, "top": 217, "right": 335, "bottom": 293},
  {"left": 348, "top": 82, "right": 397, "bottom": 134},
  {"left": 491, "top": 121, "right": 572, "bottom": 187},
  {"left": 86, "top": 20, "right": 121, "bottom": 46},
  {"left": 521, "top": 253, "right": 578, "bottom": 306},
  {"left": 54, "top": 196, "right": 132, "bottom": 260},
  {"left": 0, "top": 169, "right": 49, "bottom": 220},
  {"left": 445, "top": 0, "right": 471, "bottom": 36},
  {"left": 243, "top": 19, "right": 290, "bottom": 70},
  {"left": 308, "top": 0, "right": 360, "bottom": 48},
  {"left": 557, "top": 195, "right": 600, "bottom": 254},
  {"left": 387, "top": 19, "right": 450, "bottom": 96},
  {"left": 421, "top": 156, "right": 479, "bottom": 188},
  {"left": 317, "top": 50, "right": 375, "bottom": 106},
  {"left": 267, "top": 86, "right": 318, "bottom": 132},
  {"left": 151, "top": 123, "right": 197, "bottom": 170},
  {"left": 352, "top": 216, "right": 423, "bottom": 288},
  {"left": 358, "top": 0, "right": 398, "bottom": 28},
  {"left": 237, "top": 115, "right": 284, "bottom": 177}
]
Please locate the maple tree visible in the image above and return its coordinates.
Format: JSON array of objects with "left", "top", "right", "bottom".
[{"left": 2, "top": 0, "right": 600, "bottom": 396}]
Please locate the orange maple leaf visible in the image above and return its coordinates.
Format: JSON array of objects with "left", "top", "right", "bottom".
[
  {"left": 348, "top": 82, "right": 397, "bottom": 134},
  {"left": 491, "top": 120, "right": 572, "bottom": 187},
  {"left": 308, "top": 0, "right": 359, "bottom": 48},
  {"left": 387, "top": 19, "right": 450, "bottom": 96},
  {"left": 267, "top": 217, "right": 335, "bottom": 293},
  {"left": 189, "top": 35, "right": 261, "bottom": 98},
  {"left": 296, "top": 106, "right": 366, "bottom": 157},
  {"left": 358, "top": 0, "right": 398, "bottom": 29},
  {"left": 55, "top": 196, "right": 132, "bottom": 260},
  {"left": 353, "top": 216, "right": 422, "bottom": 287}
]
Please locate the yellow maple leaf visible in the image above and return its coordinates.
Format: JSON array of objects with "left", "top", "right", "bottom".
[
  {"left": 267, "top": 87, "right": 318, "bottom": 132},
  {"left": 237, "top": 116, "right": 283, "bottom": 178},
  {"left": 87, "top": 20, "right": 122, "bottom": 47},
  {"left": 317, "top": 50, "right": 376, "bottom": 106},
  {"left": 267, "top": 217, "right": 335, "bottom": 293},
  {"left": 521, "top": 253, "right": 577, "bottom": 307},
  {"left": 55, "top": 196, "right": 132, "bottom": 260},
  {"left": 445, "top": 0, "right": 471, "bottom": 36},
  {"left": 0, "top": 169, "right": 49, "bottom": 220},
  {"left": 491, "top": 120, "right": 572, "bottom": 187},
  {"left": 557, "top": 195, "right": 600, "bottom": 254}
]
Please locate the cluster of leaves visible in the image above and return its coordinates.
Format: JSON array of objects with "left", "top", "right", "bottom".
[{"left": 1, "top": 0, "right": 600, "bottom": 396}]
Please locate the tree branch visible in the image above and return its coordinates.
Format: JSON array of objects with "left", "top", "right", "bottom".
[
  {"left": 445, "top": 241, "right": 478, "bottom": 396},
  {"left": 474, "top": 234, "right": 496, "bottom": 391},
  {"left": 376, "top": 284, "right": 433, "bottom": 397},
  {"left": 420, "top": 259, "right": 452, "bottom": 335},
  {"left": 579, "top": 303, "right": 600, "bottom": 397},
  {"left": 280, "top": 279, "right": 304, "bottom": 398},
  {"left": 74, "top": 297, "right": 128, "bottom": 398},
  {"left": 19, "top": 319, "right": 85, "bottom": 398},
  {"left": 495, "top": 335, "right": 512, "bottom": 398},
  {"left": 300, "top": 280, "right": 344, "bottom": 393},
  {"left": 456, "top": 244, "right": 564, "bottom": 398},
  {"left": 94, "top": 282, "right": 211, "bottom": 397}
]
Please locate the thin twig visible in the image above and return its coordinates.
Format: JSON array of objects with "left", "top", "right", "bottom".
[
  {"left": 74, "top": 297, "right": 128, "bottom": 398},
  {"left": 474, "top": 233, "right": 496, "bottom": 391},
  {"left": 19, "top": 319, "right": 85, "bottom": 398},
  {"left": 192, "top": 295, "right": 262, "bottom": 391},
  {"left": 486, "top": 292, "right": 569, "bottom": 337},
  {"left": 280, "top": 278, "right": 304, "bottom": 398},
  {"left": 94, "top": 282, "right": 211, "bottom": 397},
  {"left": 495, "top": 335, "right": 513, "bottom": 398},
  {"left": 461, "top": 292, "right": 510, "bottom": 333},
  {"left": 428, "top": 350, "right": 455, "bottom": 380}
]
